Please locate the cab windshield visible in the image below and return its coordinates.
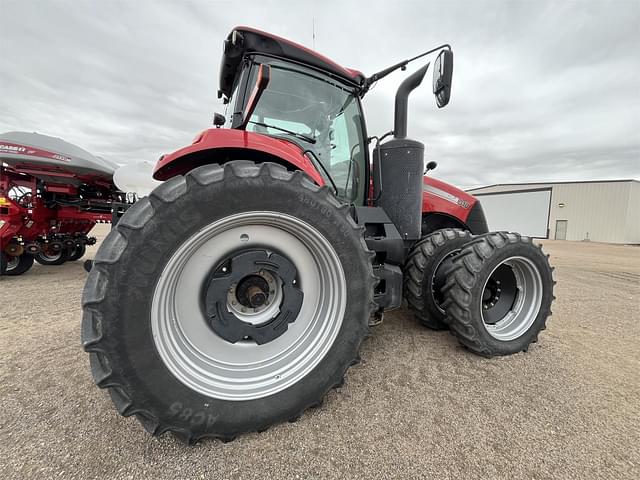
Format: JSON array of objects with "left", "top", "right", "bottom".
[{"left": 232, "top": 58, "right": 367, "bottom": 203}]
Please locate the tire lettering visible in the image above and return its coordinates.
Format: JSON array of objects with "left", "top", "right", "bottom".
[
  {"left": 168, "top": 402, "right": 218, "bottom": 427},
  {"left": 169, "top": 401, "right": 182, "bottom": 415}
]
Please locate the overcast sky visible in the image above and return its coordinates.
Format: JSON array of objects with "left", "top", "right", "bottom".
[{"left": 1, "top": 0, "right": 638, "bottom": 188}]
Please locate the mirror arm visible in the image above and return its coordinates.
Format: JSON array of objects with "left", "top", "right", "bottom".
[{"left": 362, "top": 44, "right": 451, "bottom": 93}]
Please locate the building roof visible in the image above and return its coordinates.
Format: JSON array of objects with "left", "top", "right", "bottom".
[{"left": 467, "top": 179, "right": 639, "bottom": 192}]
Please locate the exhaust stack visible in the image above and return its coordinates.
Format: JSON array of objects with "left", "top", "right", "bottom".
[
  {"left": 373, "top": 63, "right": 430, "bottom": 242},
  {"left": 393, "top": 63, "right": 430, "bottom": 139}
]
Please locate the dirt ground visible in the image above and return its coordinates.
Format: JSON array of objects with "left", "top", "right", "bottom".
[{"left": 1, "top": 225, "right": 638, "bottom": 480}]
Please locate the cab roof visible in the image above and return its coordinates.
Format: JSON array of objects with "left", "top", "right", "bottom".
[{"left": 219, "top": 26, "right": 365, "bottom": 99}]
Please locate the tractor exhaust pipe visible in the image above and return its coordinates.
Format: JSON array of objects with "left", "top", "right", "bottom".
[
  {"left": 394, "top": 63, "right": 430, "bottom": 139},
  {"left": 373, "top": 62, "right": 430, "bottom": 241}
]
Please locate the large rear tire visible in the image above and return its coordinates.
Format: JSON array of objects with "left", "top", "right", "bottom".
[
  {"left": 404, "top": 228, "right": 473, "bottom": 330},
  {"left": 442, "top": 232, "right": 555, "bottom": 357},
  {"left": 81, "top": 162, "right": 376, "bottom": 443},
  {"left": 1, "top": 252, "right": 35, "bottom": 276}
]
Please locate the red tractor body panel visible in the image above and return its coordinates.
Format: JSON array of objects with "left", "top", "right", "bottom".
[
  {"left": 421, "top": 176, "right": 477, "bottom": 223},
  {"left": 153, "top": 128, "right": 324, "bottom": 184}
]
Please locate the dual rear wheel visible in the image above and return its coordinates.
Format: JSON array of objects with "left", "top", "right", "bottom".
[{"left": 405, "top": 229, "right": 554, "bottom": 357}]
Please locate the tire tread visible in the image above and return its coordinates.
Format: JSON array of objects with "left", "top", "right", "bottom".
[{"left": 81, "top": 161, "right": 375, "bottom": 444}]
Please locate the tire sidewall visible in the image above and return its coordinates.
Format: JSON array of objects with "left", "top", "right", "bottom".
[
  {"left": 95, "top": 168, "right": 372, "bottom": 436},
  {"left": 422, "top": 235, "right": 471, "bottom": 318}
]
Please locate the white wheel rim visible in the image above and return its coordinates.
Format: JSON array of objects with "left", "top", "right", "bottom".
[
  {"left": 481, "top": 256, "right": 543, "bottom": 341},
  {"left": 151, "top": 211, "right": 347, "bottom": 401}
]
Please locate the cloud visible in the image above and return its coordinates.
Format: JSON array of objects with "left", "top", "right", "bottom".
[{"left": 1, "top": 0, "right": 638, "bottom": 188}]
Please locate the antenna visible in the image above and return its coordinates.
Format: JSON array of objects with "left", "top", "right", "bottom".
[{"left": 312, "top": 17, "right": 316, "bottom": 49}]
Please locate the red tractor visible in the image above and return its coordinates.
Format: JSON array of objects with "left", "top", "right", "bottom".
[
  {"left": 0, "top": 132, "right": 127, "bottom": 275},
  {"left": 82, "top": 27, "right": 554, "bottom": 443}
]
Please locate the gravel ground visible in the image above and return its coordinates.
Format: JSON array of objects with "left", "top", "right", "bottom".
[{"left": 1, "top": 226, "right": 638, "bottom": 480}]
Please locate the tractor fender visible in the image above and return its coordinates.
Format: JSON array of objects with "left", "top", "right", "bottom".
[
  {"left": 153, "top": 128, "right": 324, "bottom": 184},
  {"left": 421, "top": 177, "right": 488, "bottom": 234}
]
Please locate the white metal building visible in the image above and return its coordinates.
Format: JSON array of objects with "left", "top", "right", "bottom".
[{"left": 467, "top": 180, "right": 640, "bottom": 244}]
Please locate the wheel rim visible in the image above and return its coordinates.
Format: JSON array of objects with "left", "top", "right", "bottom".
[
  {"left": 151, "top": 211, "right": 347, "bottom": 401},
  {"left": 6, "top": 256, "right": 19, "bottom": 271},
  {"left": 480, "top": 256, "right": 543, "bottom": 341},
  {"left": 40, "top": 250, "right": 62, "bottom": 261}
]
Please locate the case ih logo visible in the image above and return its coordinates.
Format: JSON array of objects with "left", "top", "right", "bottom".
[
  {"left": 0, "top": 142, "right": 71, "bottom": 162},
  {"left": 0, "top": 144, "right": 27, "bottom": 153}
]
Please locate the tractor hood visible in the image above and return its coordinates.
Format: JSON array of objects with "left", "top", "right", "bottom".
[
  {"left": 422, "top": 176, "right": 476, "bottom": 211},
  {"left": 421, "top": 175, "right": 488, "bottom": 234}
]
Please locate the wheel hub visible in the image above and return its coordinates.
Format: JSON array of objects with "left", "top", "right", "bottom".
[
  {"left": 235, "top": 274, "right": 270, "bottom": 309},
  {"left": 5, "top": 243, "right": 23, "bottom": 257},
  {"left": 481, "top": 264, "right": 517, "bottom": 324},
  {"left": 205, "top": 249, "right": 303, "bottom": 344}
]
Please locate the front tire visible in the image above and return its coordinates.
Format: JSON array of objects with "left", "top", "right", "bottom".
[
  {"left": 81, "top": 162, "right": 376, "bottom": 443},
  {"left": 404, "top": 229, "right": 473, "bottom": 330},
  {"left": 442, "top": 232, "right": 555, "bottom": 357}
]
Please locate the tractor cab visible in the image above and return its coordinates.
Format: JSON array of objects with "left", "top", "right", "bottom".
[{"left": 219, "top": 28, "right": 369, "bottom": 203}]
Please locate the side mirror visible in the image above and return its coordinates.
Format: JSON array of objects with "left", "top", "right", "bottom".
[
  {"left": 240, "top": 64, "right": 271, "bottom": 129},
  {"left": 425, "top": 161, "right": 438, "bottom": 172},
  {"left": 433, "top": 49, "right": 453, "bottom": 108},
  {"left": 213, "top": 112, "right": 225, "bottom": 127}
]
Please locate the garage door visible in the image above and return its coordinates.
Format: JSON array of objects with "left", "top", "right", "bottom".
[{"left": 474, "top": 189, "right": 551, "bottom": 238}]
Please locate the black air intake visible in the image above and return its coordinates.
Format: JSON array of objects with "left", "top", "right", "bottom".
[{"left": 373, "top": 138, "right": 424, "bottom": 241}]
